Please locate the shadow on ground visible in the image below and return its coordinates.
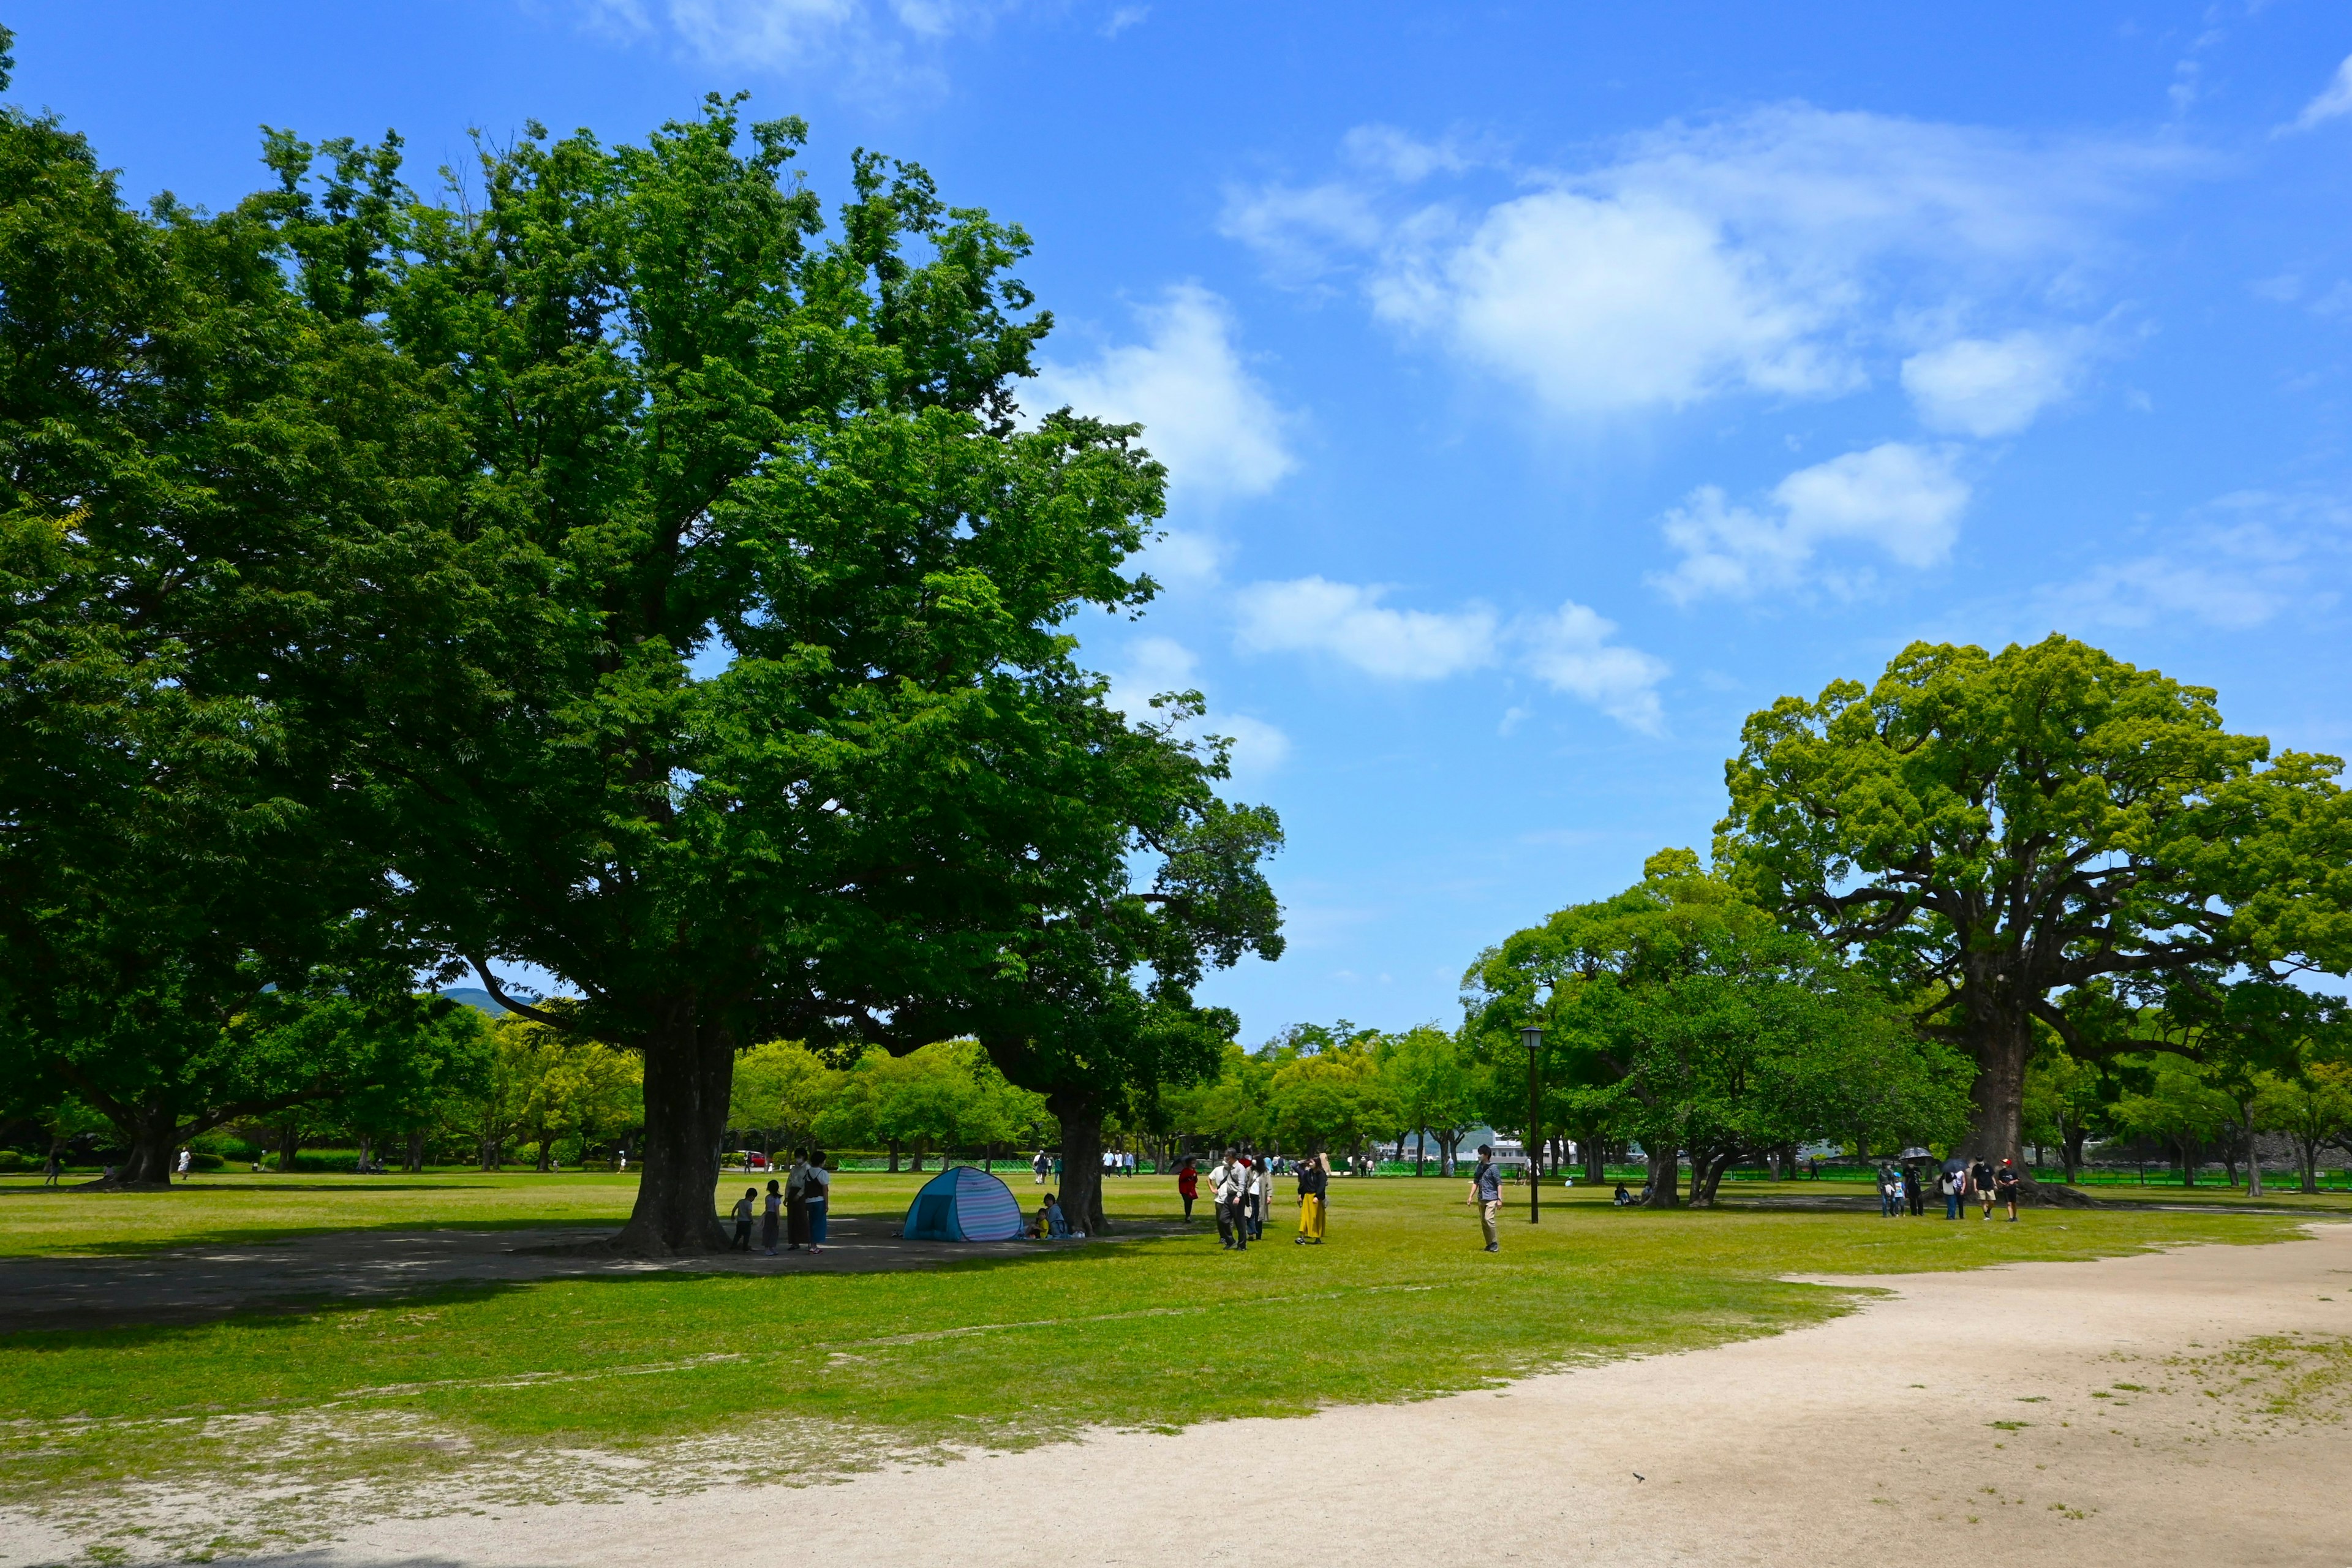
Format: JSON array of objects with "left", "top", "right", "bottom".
[{"left": 0, "top": 1213, "right": 1194, "bottom": 1335}]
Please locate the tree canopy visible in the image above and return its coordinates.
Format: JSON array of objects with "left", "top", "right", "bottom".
[{"left": 1717, "top": 634, "right": 2352, "bottom": 1190}]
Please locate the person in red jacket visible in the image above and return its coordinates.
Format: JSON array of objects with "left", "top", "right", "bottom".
[{"left": 1177, "top": 1158, "right": 1199, "bottom": 1221}]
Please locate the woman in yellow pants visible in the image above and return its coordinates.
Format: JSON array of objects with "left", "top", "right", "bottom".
[{"left": 1295, "top": 1152, "right": 1329, "bottom": 1244}]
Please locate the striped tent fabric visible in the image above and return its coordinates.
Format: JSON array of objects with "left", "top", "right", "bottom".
[{"left": 902, "top": 1164, "right": 1026, "bottom": 1242}]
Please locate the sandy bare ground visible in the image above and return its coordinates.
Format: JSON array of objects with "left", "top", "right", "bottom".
[
  {"left": 0, "top": 1217, "right": 1158, "bottom": 1333},
  {"left": 6, "top": 1224, "right": 2350, "bottom": 1567},
  {"left": 238, "top": 1226, "right": 2352, "bottom": 1567}
]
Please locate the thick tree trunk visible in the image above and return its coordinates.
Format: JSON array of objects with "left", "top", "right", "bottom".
[
  {"left": 405, "top": 1129, "right": 426, "bottom": 1173},
  {"left": 104, "top": 1102, "right": 179, "bottom": 1187},
  {"left": 1964, "top": 993, "right": 2098, "bottom": 1207},
  {"left": 1640, "top": 1143, "right": 1679, "bottom": 1207},
  {"left": 1048, "top": 1088, "right": 1107, "bottom": 1234},
  {"left": 277, "top": 1121, "right": 301, "bottom": 1175},
  {"left": 612, "top": 1006, "right": 734, "bottom": 1256},
  {"left": 1584, "top": 1137, "right": 1606, "bottom": 1184}
]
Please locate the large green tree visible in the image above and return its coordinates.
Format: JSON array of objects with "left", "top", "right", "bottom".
[
  {"left": 1467, "top": 850, "right": 1969, "bottom": 1207},
  {"left": 244, "top": 100, "right": 1283, "bottom": 1250},
  {"left": 0, "top": 36, "right": 435, "bottom": 1184},
  {"left": 1718, "top": 636, "right": 2352, "bottom": 1195}
]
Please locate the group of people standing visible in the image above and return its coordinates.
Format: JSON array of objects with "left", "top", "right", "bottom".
[
  {"left": 1879, "top": 1157, "right": 2021, "bottom": 1221},
  {"left": 1175, "top": 1150, "right": 1335, "bottom": 1250},
  {"left": 730, "top": 1148, "right": 832, "bottom": 1256}
]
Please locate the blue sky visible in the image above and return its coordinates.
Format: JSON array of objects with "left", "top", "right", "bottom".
[{"left": 20, "top": 2, "right": 2352, "bottom": 1040}]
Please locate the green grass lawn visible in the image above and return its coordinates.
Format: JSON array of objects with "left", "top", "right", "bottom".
[{"left": 0, "top": 1168, "right": 2318, "bottom": 1558}]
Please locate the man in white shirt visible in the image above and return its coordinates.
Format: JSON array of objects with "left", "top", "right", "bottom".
[{"left": 1213, "top": 1152, "right": 1248, "bottom": 1251}]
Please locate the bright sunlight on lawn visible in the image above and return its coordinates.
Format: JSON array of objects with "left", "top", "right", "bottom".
[{"left": 0, "top": 1165, "right": 2309, "bottom": 1563}]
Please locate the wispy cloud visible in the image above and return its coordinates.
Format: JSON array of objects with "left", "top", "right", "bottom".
[
  {"left": 2283, "top": 53, "right": 2352, "bottom": 134},
  {"left": 1901, "top": 330, "right": 2084, "bottom": 437},
  {"left": 1520, "top": 601, "right": 1669, "bottom": 732},
  {"left": 1223, "top": 106, "right": 2187, "bottom": 425},
  {"left": 2029, "top": 489, "right": 2351, "bottom": 631},
  {"left": 1231, "top": 578, "right": 1668, "bottom": 729},
  {"left": 1652, "top": 443, "right": 1970, "bottom": 603},
  {"left": 1234, "top": 578, "right": 1498, "bottom": 680},
  {"left": 581, "top": 0, "right": 998, "bottom": 91}
]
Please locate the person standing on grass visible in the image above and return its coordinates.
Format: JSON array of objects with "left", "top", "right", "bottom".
[
  {"left": 1177, "top": 1158, "right": 1199, "bottom": 1221},
  {"left": 1295, "top": 1152, "right": 1327, "bottom": 1245},
  {"left": 1208, "top": 1152, "right": 1234, "bottom": 1246},
  {"left": 1971, "top": 1156, "right": 1997, "bottom": 1219},
  {"left": 1995, "top": 1159, "right": 2022, "bottom": 1220},
  {"left": 1469, "top": 1145, "right": 1502, "bottom": 1252},
  {"left": 42, "top": 1148, "right": 61, "bottom": 1186},
  {"left": 1251, "top": 1155, "right": 1271, "bottom": 1240},
  {"left": 1906, "top": 1165, "right": 1925, "bottom": 1217},
  {"left": 1940, "top": 1166, "right": 1961, "bottom": 1220},
  {"left": 761, "top": 1178, "right": 783, "bottom": 1255},
  {"left": 729, "top": 1187, "right": 756, "bottom": 1251},
  {"left": 1219, "top": 1152, "right": 1250, "bottom": 1251},
  {"left": 804, "top": 1152, "right": 831, "bottom": 1253},
  {"left": 785, "top": 1149, "right": 810, "bottom": 1251},
  {"left": 1033, "top": 1149, "right": 1050, "bottom": 1186}
]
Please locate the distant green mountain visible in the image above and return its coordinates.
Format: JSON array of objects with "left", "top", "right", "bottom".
[{"left": 438, "top": 986, "right": 518, "bottom": 1017}]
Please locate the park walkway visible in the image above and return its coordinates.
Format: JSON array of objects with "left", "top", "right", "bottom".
[{"left": 195, "top": 1221, "right": 2352, "bottom": 1568}]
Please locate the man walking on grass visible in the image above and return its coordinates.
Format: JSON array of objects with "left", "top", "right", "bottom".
[
  {"left": 1468, "top": 1144, "right": 1502, "bottom": 1252},
  {"left": 1971, "top": 1155, "right": 1997, "bottom": 1219},
  {"left": 1995, "top": 1158, "right": 2022, "bottom": 1220}
]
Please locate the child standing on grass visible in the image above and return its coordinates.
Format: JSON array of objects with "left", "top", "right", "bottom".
[
  {"left": 761, "top": 1178, "right": 783, "bottom": 1254},
  {"left": 1177, "top": 1158, "right": 1198, "bottom": 1220},
  {"left": 730, "top": 1188, "right": 756, "bottom": 1251}
]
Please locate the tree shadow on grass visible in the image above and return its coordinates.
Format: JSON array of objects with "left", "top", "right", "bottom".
[{"left": 0, "top": 1208, "right": 1194, "bottom": 1335}]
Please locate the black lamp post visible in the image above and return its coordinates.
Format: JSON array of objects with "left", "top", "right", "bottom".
[{"left": 1520, "top": 1023, "right": 1544, "bottom": 1224}]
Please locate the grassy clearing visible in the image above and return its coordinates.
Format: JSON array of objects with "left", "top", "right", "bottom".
[
  {"left": 0, "top": 1170, "right": 2312, "bottom": 1560},
  {"left": 0, "top": 1170, "right": 644, "bottom": 1256}
]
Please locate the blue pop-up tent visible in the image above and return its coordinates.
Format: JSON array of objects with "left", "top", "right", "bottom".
[{"left": 902, "top": 1164, "right": 1026, "bottom": 1242}]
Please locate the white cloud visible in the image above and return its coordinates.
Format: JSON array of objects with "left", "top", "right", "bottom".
[
  {"left": 1233, "top": 578, "right": 1498, "bottom": 680},
  {"left": 2286, "top": 54, "right": 2352, "bottom": 133},
  {"left": 1231, "top": 576, "right": 1668, "bottom": 729},
  {"left": 1226, "top": 106, "right": 2182, "bottom": 421},
  {"left": 1099, "top": 4, "right": 1147, "bottom": 38},
  {"left": 1370, "top": 188, "right": 1847, "bottom": 414},
  {"left": 587, "top": 0, "right": 992, "bottom": 83},
  {"left": 1028, "top": 284, "right": 1295, "bottom": 503},
  {"left": 1653, "top": 442, "right": 1970, "bottom": 602},
  {"left": 1520, "top": 601, "right": 1669, "bottom": 733},
  {"left": 2029, "top": 489, "right": 2351, "bottom": 631},
  {"left": 1901, "top": 331, "right": 2079, "bottom": 437}
]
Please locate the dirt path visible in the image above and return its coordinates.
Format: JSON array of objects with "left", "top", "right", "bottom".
[{"left": 123, "top": 1221, "right": 2346, "bottom": 1568}]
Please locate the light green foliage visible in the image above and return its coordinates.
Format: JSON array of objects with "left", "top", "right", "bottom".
[
  {"left": 1375, "top": 1024, "right": 1477, "bottom": 1169},
  {"left": 2250, "top": 1063, "right": 2352, "bottom": 1193},
  {"left": 2111, "top": 1057, "right": 2241, "bottom": 1186},
  {"left": 727, "top": 1041, "right": 845, "bottom": 1153},
  {"left": 468, "top": 1014, "right": 641, "bottom": 1170},
  {"left": 809, "top": 1041, "right": 1047, "bottom": 1163},
  {"left": 1717, "top": 635, "right": 2352, "bottom": 1170},
  {"left": 1264, "top": 1036, "right": 1400, "bottom": 1155}
]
